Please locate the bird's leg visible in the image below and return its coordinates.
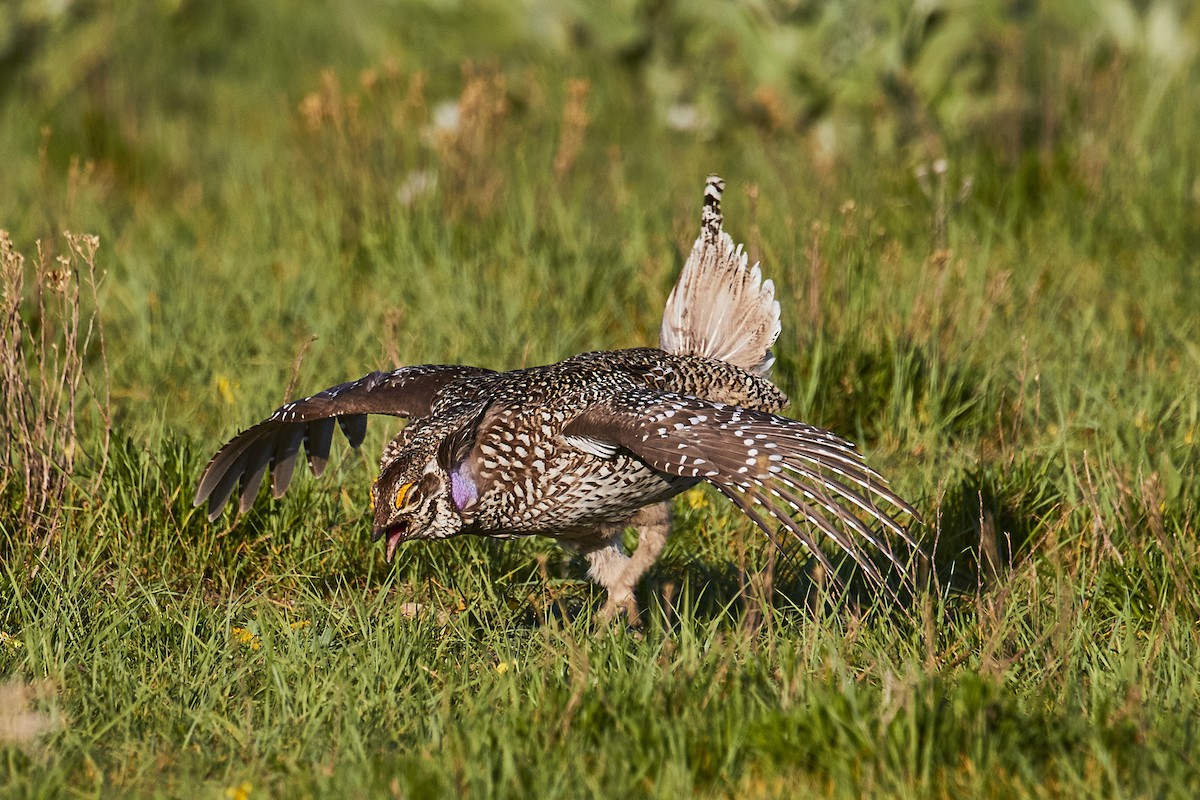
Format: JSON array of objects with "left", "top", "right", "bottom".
[
  {"left": 584, "top": 530, "right": 638, "bottom": 625},
  {"left": 585, "top": 501, "right": 673, "bottom": 627},
  {"left": 620, "top": 501, "right": 671, "bottom": 594}
]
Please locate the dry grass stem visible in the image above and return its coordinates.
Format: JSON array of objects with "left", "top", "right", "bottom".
[
  {"left": 553, "top": 78, "right": 590, "bottom": 179},
  {"left": 435, "top": 65, "right": 509, "bottom": 218},
  {"left": 1, "top": 230, "right": 110, "bottom": 563}
]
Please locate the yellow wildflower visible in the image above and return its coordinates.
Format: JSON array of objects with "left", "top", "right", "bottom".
[
  {"left": 230, "top": 628, "right": 261, "bottom": 651},
  {"left": 225, "top": 781, "right": 253, "bottom": 800},
  {"left": 215, "top": 374, "right": 237, "bottom": 405}
]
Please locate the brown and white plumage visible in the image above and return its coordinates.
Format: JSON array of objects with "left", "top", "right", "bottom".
[
  {"left": 660, "top": 176, "right": 781, "bottom": 377},
  {"left": 194, "top": 176, "right": 919, "bottom": 622}
]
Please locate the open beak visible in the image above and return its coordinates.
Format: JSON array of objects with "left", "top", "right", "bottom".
[
  {"left": 373, "top": 520, "right": 409, "bottom": 563},
  {"left": 385, "top": 529, "right": 404, "bottom": 563}
]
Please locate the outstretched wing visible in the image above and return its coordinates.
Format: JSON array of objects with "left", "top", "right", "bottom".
[
  {"left": 194, "top": 364, "right": 494, "bottom": 521},
  {"left": 563, "top": 389, "right": 921, "bottom": 592}
]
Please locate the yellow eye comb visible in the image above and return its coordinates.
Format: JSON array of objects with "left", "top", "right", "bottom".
[{"left": 393, "top": 482, "right": 413, "bottom": 510}]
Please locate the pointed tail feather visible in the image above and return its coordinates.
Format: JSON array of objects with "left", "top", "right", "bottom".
[{"left": 660, "top": 175, "right": 782, "bottom": 377}]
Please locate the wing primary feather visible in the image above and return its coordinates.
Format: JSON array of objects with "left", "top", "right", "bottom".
[
  {"left": 204, "top": 446, "right": 254, "bottom": 521},
  {"left": 270, "top": 428, "right": 304, "bottom": 498},
  {"left": 305, "top": 418, "right": 335, "bottom": 477},
  {"left": 767, "top": 481, "right": 900, "bottom": 581},
  {"left": 237, "top": 444, "right": 274, "bottom": 514},
  {"left": 716, "top": 485, "right": 842, "bottom": 590},
  {"left": 562, "top": 434, "right": 620, "bottom": 459},
  {"left": 757, "top": 484, "right": 904, "bottom": 602},
  {"left": 751, "top": 481, "right": 889, "bottom": 590},
  {"left": 754, "top": 445, "right": 917, "bottom": 540},
  {"left": 195, "top": 430, "right": 260, "bottom": 507},
  {"left": 766, "top": 435, "right": 921, "bottom": 522},
  {"left": 338, "top": 414, "right": 369, "bottom": 448},
  {"left": 774, "top": 466, "right": 922, "bottom": 552}
]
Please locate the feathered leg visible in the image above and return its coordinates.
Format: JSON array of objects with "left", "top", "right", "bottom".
[
  {"left": 584, "top": 502, "right": 673, "bottom": 626},
  {"left": 584, "top": 533, "right": 634, "bottom": 624},
  {"left": 621, "top": 501, "right": 671, "bottom": 596}
]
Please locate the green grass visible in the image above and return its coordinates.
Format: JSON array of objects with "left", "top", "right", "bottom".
[{"left": 2, "top": 1, "right": 1199, "bottom": 796}]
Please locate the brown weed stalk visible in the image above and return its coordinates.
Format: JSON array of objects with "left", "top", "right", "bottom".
[
  {"left": 0, "top": 230, "right": 111, "bottom": 560},
  {"left": 435, "top": 64, "right": 509, "bottom": 218},
  {"left": 553, "top": 78, "right": 590, "bottom": 179}
]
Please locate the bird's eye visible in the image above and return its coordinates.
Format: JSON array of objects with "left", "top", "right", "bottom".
[{"left": 394, "top": 481, "right": 414, "bottom": 511}]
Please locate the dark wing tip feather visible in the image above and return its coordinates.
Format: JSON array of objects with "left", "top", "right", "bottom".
[
  {"left": 269, "top": 429, "right": 304, "bottom": 499},
  {"left": 304, "top": 418, "right": 336, "bottom": 477},
  {"left": 195, "top": 415, "right": 355, "bottom": 521},
  {"left": 237, "top": 445, "right": 273, "bottom": 514},
  {"left": 338, "top": 414, "right": 369, "bottom": 449}
]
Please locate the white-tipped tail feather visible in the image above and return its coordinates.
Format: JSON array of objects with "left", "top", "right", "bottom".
[{"left": 659, "top": 175, "right": 782, "bottom": 377}]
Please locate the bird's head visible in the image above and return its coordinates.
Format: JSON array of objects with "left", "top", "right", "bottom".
[{"left": 370, "top": 453, "right": 467, "bottom": 562}]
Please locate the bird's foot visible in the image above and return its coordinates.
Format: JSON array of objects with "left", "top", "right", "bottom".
[{"left": 596, "top": 592, "right": 642, "bottom": 629}]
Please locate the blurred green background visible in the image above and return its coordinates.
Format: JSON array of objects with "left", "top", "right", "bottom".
[{"left": 2, "top": 1, "right": 1199, "bottom": 797}]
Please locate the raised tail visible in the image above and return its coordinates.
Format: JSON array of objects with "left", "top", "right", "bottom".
[{"left": 659, "top": 175, "right": 782, "bottom": 377}]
